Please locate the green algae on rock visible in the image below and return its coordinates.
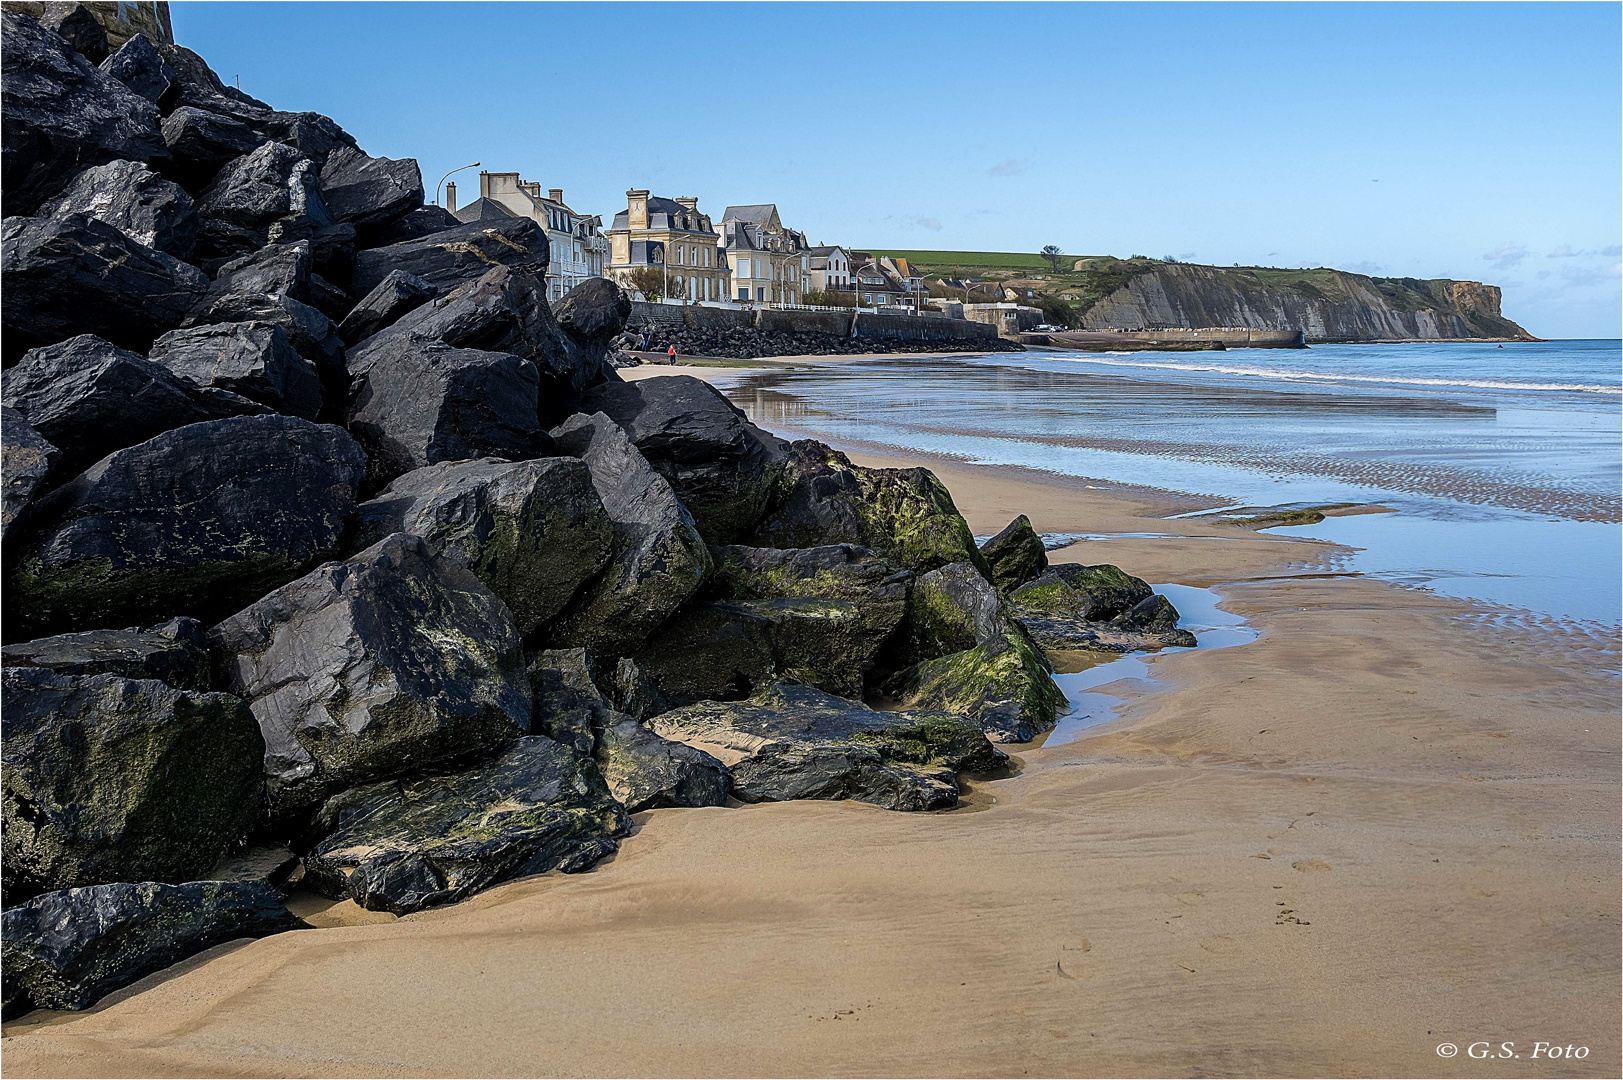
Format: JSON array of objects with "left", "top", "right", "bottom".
[
  {"left": 1, "top": 667, "right": 265, "bottom": 906},
  {"left": 649, "top": 683, "right": 1005, "bottom": 811},
  {"left": 979, "top": 514, "right": 1048, "bottom": 594},
  {"left": 303, "top": 736, "right": 630, "bottom": 915}
]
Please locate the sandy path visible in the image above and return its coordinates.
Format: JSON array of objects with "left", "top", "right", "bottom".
[{"left": 4, "top": 459, "right": 1617, "bottom": 1078}]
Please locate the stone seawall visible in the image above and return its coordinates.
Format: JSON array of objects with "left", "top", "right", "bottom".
[{"left": 627, "top": 304, "right": 1002, "bottom": 349}]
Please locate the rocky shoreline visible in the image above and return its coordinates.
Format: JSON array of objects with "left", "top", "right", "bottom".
[
  {"left": 0, "top": 9, "right": 1186, "bottom": 1018},
  {"left": 609, "top": 323, "right": 1025, "bottom": 363}
]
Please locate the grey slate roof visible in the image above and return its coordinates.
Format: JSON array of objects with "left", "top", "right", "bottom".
[
  {"left": 452, "top": 198, "right": 516, "bottom": 224},
  {"left": 722, "top": 204, "right": 777, "bottom": 225}
]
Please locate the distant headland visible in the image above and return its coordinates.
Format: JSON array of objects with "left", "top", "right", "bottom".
[{"left": 870, "top": 250, "right": 1538, "bottom": 343}]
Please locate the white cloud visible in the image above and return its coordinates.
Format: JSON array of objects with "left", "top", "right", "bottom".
[
  {"left": 986, "top": 159, "right": 1024, "bottom": 177},
  {"left": 914, "top": 216, "right": 942, "bottom": 231},
  {"left": 1483, "top": 242, "right": 1529, "bottom": 269},
  {"left": 1546, "top": 244, "right": 1578, "bottom": 258}
]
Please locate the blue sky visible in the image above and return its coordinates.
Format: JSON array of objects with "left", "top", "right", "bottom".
[{"left": 173, "top": 2, "right": 1621, "bottom": 338}]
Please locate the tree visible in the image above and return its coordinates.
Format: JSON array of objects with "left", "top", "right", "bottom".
[
  {"left": 625, "top": 266, "right": 666, "bottom": 302},
  {"left": 1040, "top": 244, "right": 1065, "bottom": 272}
]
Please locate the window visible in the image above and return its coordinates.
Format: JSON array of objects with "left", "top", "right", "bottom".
[
  {"left": 737, "top": 257, "right": 750, "bottom": 279},
  {"left": 757, "top": 287, "right": 765, "bottom": 301}
]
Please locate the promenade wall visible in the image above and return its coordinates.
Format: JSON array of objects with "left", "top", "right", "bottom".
[{"left": 627, "top": 303, "right": 1000, "bottom": 348}]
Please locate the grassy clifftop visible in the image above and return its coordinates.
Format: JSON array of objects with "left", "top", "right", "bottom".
[{"left": 865, "top": 251, "right": 1534, "bottom": 341}]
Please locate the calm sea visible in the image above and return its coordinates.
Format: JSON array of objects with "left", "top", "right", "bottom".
[{"left": 721, "top": 339, "right": 1623, "bottom": 631}]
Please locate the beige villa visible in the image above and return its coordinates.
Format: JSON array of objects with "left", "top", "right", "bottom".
[
  {"left": 718, "top": 203, "right": 810, "bottom": 304},
  {"left": 605, "top": 190, "right": 728, "bottom": 303}
]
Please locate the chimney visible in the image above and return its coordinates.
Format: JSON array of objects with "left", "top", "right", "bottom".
[
  {"left": 549, "top": 188, "right": 564, "bottom": 204},
  {"left": 445, "top": 180, "right": 457, "bottom": 213},
  {"left": 675, "top": 196, "right": 698, "bottom": 210},
  {"left": 627, "top": 189, "right": 649, "bottom": 230},
  {"left": 479, "top": 169, "right": 491, "bottom": 198}
]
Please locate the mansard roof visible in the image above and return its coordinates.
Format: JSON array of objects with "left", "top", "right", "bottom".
[{"left": 452, "top": 198, "right": 516, "bottom": 224}]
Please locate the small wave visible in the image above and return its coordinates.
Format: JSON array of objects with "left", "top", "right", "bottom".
[{"left": 1059, "top": 355, "right": 1623, "bottom": 395}]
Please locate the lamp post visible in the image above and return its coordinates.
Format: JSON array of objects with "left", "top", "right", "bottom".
[{"left": 434, "top": 162, "right": 480, "bottom": 206}]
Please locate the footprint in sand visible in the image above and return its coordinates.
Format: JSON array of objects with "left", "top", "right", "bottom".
[{"left": 1292, "top": 859, "right": 1331, "bottom": 872}]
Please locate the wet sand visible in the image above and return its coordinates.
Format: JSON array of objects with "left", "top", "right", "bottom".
[{"left": 4, "top": 456, "right": 1618, "bottom": 1078}]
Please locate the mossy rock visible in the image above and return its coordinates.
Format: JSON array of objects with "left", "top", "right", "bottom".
[
  {"left": 890, "top": 630, "right": 1067, "bottom": 744},
  {"left": 649, "top": 682, "right": 1005, "bottom": 811},
  {"left": 1010, "top": 562, "right": 1153, "bottom": 621},
  {"left": 2, "top": 667, "right": 265, "bottom": 907},
  {"left": 303, "top": 736, "right": 630, "bottom": 915},
  {"left": 978, "top": 514, "right": 1047, "bottom": 594}
]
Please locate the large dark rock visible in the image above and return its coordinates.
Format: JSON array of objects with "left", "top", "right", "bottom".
[
  {"left": 348, "top": 265, "right": 604, "bottom": 421},
  {"left": 1, "top": 667, "right": 265, "bottom": 906},
  {"left": 576, "top": 375, "right": 791, "bottom": 544},
  {"left": 193, "top": 140, "right": 333, "bottom": 264},
  {"left": 150, "top": 321, "right": 324, "bottom": 420},
  {"left": 553, "top": 277, "right": 631, "bottom": 371},
  {"left": 353, "top": 457, "right": 612, "bottom": 635},
  {"left": 182, "top": 243, "right": 347, "bottom": 393},
  {"left": 886, "top": 561, "right": 1068, "bottom": 743},
  {"left": 2, "top": 334, "right": 268, "bottom": 480},
  {"left": 544, "top": 412, "right": 710, "bottom": 655},
  {"left": 8, "top": 415, "right": 365, "bottom": 636},
  {"left": 1, "top": 406, "right": 57, "bottom": 543},
  {"left": 598, "top": 656, "right": 670, "bottom": 723},
  {"left": 1, "top": 11, "right": 170, "bottom": 216},
  {"left": 346, "top": 336, "right": 552, "bottom": 488},
  {"left": 337, "top": 269, "right": 433, "bottom": 345},
  {"left": 356, "top": 204, "right": 458, "bottom": 249},
  {"left": 303, "top": 735, "right": 628, "bottom": 915},
  {"left": 37, "top": 2, "right": 110, "bottom": 64},
  {"left": 350, "top": 216, "right": 548, "bottom": 298},
  {"left": 752, "top": 440, "right": 989, "bottom": 577},
  {"left": 628, "top": 602, "right": 777, "bottom": 707},
  {"left": 2, "top": 880, "right": 305, "bottom": 1018},
  {"left": 526, "top": 648, "right": 730, "bottom": 812},
  {"left": 159, "top": 106, "right": 266, "bottom": 189},
  {"left": 707, "top": 543, "right": 911, "bottom": 698},
  {"left": 210, "top": 532, "right": 531, "bottom": 817},
  {"left": 1, "top": 617, "right": 211, "bottom": 690},
  {"left": 979, "top": 514, "right": 1047, "bottom": 594},
  {"left": 318, "top": 144, "right": 423, "bottom": 226},
  {"left": 650, "top": 683, "right": 1005, "bottom": 811},
  {"left": 97, "top": 32, "right": 176, "bottom": 106},
  {"left": 37, "top": 158, "right": 197, "bottom": 258},
  {"left": 1, "top": 214, "right": 209, "bottom": 361},
  {"left": 1111, "top": 592, "right": 1183, "bottom": 632},
  {"left": 1010, "top": 562, "right": 1155, "bottom": 622}
]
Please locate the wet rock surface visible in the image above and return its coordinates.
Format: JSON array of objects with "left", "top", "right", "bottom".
[
  {"left": 707, "top": 543, "right": 911, "bottom": 698},
  {"left": 159, "top": 105, "right": 266, "bottom": 188},
  {"left": 337, "top": 268, "right": 434, "bottom": 345},
  {"left": 544, "top": 412, "right": 710, "bottom": 654},
  {"left": 8, "top": 415, "right": 364, "bottom": 636},
  {"left": 149, "top": 321, "right": 324, "bottom": 420},
  {"left": 97, "top": 32, "right": 176, "bottom": 106},
  {"left": 317, "top": 144, "right": 423, "bottom": 227},
  {"left": 629, "top": 602, "right": 778, "bottom": 707},
  {"left": 350, "top": 216, "right": 549, "bottom": 298},
  {"left": 1, "top": 406, "right": 57, "bottom": 542},
  {"left": 1, "top": 880, "right": 306, "bottom": 1018},
  {"left": 353, "top": 457, "right": 613, "bottom": 635},
  {"left": 753, "top": 440, "right": 989, "bottom": 575},
  {"left": 650, "top": 683, "right": 1004, "bottom": 811},
  {"left": 303, "top": 736, "right": 628, "bottom": 915},
  {"left": 1007, "top": 562, "right": 1193, "bottom": 652},
  {"left": 345, "top": 337, "right": 552, "bottom": 488},
  {"left": 577, "top": 375, "right": 790, "bottom": 544},
  {"left": 210, "top": 532, "right": 530, "bottom": 817},
  {"left": 1, "top": 667, "right": 264, "bottom": 906},
  {"left": 1, "top": 214, "right": 209, "bottom": 360},
  {"left": 1, "top": 617, "right": 211, "bottom": 690},
  {"left": 1, "top": 334, "right": 268, "bottom": 481},
  {"left": 1, "top": 11, "right": 170, "bottom": 216},
  {"left": 192, "top": 140, "right": 332, "bottom": 264},
  {"left": 979, "top": 514, "right": 1048, "bottom": 594},
  {"left": 37, "top": 158, "right": 197, "bottom": 258}
]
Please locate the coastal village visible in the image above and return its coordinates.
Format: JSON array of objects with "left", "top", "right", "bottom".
[{"left": 445, "top": 170, "right": 1023, "bottom": 324}]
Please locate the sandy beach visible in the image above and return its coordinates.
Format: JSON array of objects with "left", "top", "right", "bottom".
[{"left": 4, "top": 435, "right": 1617, "bottom": 1077}]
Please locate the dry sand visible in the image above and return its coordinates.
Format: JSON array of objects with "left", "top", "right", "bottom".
[{"left": 4, "top": 455, "right": 1618, "bottom": 1078}]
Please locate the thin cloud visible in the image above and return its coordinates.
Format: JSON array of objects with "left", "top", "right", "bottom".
[
  {"left": 1483, "top": 242, "right": 1529, "bottom": 269},
  {"left": 1546, "top": 244, "right": 1578, "bottom": 258},
  {"left": 915, "top": 216, "right": 942, "bottom": 231},
  {"left": 986, "top": 159, "right": 1024, "bottom": 177},
  {"left": 1602, "top": 244, "right": 1622, "bottom": 258}
]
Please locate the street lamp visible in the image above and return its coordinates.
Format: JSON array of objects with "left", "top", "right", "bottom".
[{"left": 434, "top": 162, "right": 480, "bottom": 206}]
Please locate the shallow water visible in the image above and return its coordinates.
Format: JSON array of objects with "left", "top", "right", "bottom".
[
  {"left": 1045, "top": 583, "right": 1257, "bottom": 745},
  {"left": 724, "top": 339, "right": 1623, "bottom": 629}
]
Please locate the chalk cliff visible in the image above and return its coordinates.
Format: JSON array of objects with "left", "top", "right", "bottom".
[{"left": 1077, "top": 263, "right": 1535, "bottom": 342}]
